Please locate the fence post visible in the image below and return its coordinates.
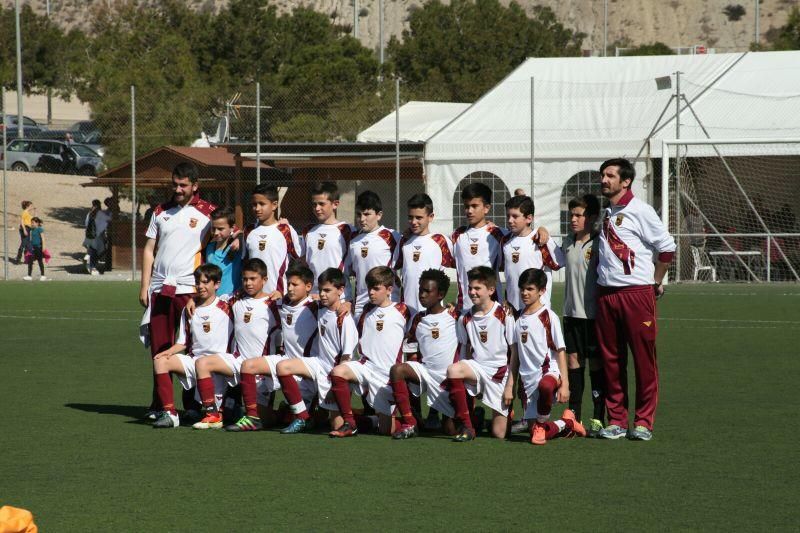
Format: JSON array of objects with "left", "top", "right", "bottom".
[
  {"left": 131, "top": 85, "right": 137, "bottom": 281},
  {"left": 395, "top": 77, "right": 400, "bottom": 231},
  {"left": 2, "top": 86, "right": 7, "bottom": 280},
  {"left": 530, "top": 77, "right": 535, "bottom": 198},
  {"left": 766, "top": 236, "right": 771, "bottom": 282},
  {"left": 256, "top": 82, "right": 261, "bottom": 185},
  {"left": 661, "top": 140, "right": 669, "bottom": 284}
]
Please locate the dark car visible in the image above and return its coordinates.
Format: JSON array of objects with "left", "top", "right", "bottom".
[{"left": 3, "top": 138, "right": 105, "bottom": 175}]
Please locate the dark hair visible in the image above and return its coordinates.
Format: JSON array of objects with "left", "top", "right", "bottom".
[
  {"left": 194, "top": 263, "right": 222, "bottom": 283},
  {"left": 172, "top": 162, "right": 199, "bottom": 183},
  {"left": 461, "top": 182, "right": 492, "bottom": 205},
  {"left": 31, "top": 217, "right": 42, "bottom": 224},
  {"left": 91, "top": 199, "right": 102, "bottom": 209},
  {"left": 286, "top": 264, "right": 314, "bottom": 285},
  {"left": 568, "top": 194, "right": 601, "bottom": 218},
  {"left": 407, "top": 193, "right": 434, "bottom": 215},
  {"left": 211, "top": 207, "right": 236, "bottom": 227},
  {"left": 318, "top": 267, "right": 345, "bottom": 289},
  {"left": 311, "top": 181, "right": 339, "bottom": 202},
  {"left": 467, "top": 266, "right": 497, "bottom": 288},
  {"left": 419, "top": 268, "right": 450, "bottom": 296},
  {"left": 600, "top": 158, "right": 635, "bottom": 185},
  {"left": 365, "top": 265, "right": 395, "bottom": 289},
  {"left": 241, "top": 258, "right": 268, "bottom": 278},
  {"left": 505, "top": 195, "right": 534, "bottom": 217},
  {"left": 21, "top": 200, "right": 32, "bottom": 209},
  {"left": 355, "top": 190, "right": 383, "bottom": 214},
  {"left": 518, "top": 268, "right": 547, "bottom": 290},
  {"left": 252, "top": 183, "right": 279, "bottom": 203}
]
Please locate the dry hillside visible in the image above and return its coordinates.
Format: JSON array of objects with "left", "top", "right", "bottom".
[{"left": 4, "top": 0, "right": 795, "bottom": 55}]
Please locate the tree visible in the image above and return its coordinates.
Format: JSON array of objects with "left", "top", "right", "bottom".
[
  {"left": 387, "top": 0, "right": 585, "bottom": 102},
  {"left": 618, "top": 42, "right": 675, "bottom": 56},
  {"left": 723, "top": 4, "right": 746, "bottom": 22},
  {"left": 766, "top": 6, "right": 800, "bottom": 50}
]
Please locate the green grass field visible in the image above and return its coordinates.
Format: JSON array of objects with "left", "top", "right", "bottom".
[{"left": 1, "top": 282, "right": 798, "bottom": 531}]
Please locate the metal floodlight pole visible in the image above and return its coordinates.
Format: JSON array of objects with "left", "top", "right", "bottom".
[
  {"left": 256, "top": 82, "right": 261, "bottom": 185},
  {"left": 530, "top": 77, "right": 535, "bottom": 198},
  {"left": 674, "top": 71, "right": 682, "bottom": 282},
  {"left": 131, "top": 85, "right": 137, "bottom": 280},
  {"left": 46, "top": 0, "right": 52, "bottom": 126},
  {"left": 2, "top": 87, "right": 7, "bottom": 280},
  {"left": 353, "top": 0, "right": 359, "bottom": 39},
  {"left": 15, "top": 0, "right": 24, "bottom": 139},
  {"left": 379, "top": 0, "right": 384, "bottom": 64},
  {"left": 395, "top": 78, "right": 400, "bottom": 230},
  {"left": 603, "top": 0, "right": 608, "bottom": 57},
  {"left": 754, "top": 0, "right": 760, "bottom": 46}
]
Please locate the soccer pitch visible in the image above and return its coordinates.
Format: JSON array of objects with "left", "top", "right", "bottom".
[{"left": 0, "top": 282, "right": 797, "bottom": 531}]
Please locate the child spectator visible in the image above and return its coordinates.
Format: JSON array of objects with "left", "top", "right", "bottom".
[{"left": 24, "top": 217, "right": 46, "bottom": 281}]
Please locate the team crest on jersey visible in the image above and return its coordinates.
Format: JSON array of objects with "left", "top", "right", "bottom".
[
  {"left": 584, "top": 249, "right": 593, "bottom": 262},
  {"left": 361, "top": 245, "right": 369, "bottom": 258},
  {"left": 189, "top": 218, "right": 198, "bottom": 228},
  {"left": 520, "top": 324, "right": 528, "bottom": 344},
  {"left": 412, "top": 245, "right": 422, "bottom": 262},
  {"left": 470, "top": 238, "right": 479, "bottom": 255},
  {"left": 376, "top": 312, "right": 385, "bottom": 331},
  {"left": 479, "top": 325, "right": 488, "bottom": 343},
  {"left": 431, "top": 322, "right": 440, "bottom": 339},
  {"left": 202, "top": 322, "right": 211, "bottom": 333},
  {"left": 317, "top": 234, "right": 326, "bottom": 250},
  {"left": 615, "top": 214, "right": 624, "bottom": 226},
  {"left": 258, "top": 236, "right": 267, "bottom": 251},
  {"left": 511, "top": 246, "right": 520, "bottom": 264},
  {"left": 286, "top": 313, "right": 293, "bottom": 325}
]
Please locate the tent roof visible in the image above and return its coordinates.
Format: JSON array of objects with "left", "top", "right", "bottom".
[
  {"left": 425, "top": 51, "right": 800, "bottom": 161},
  {"left": 357, "top": 101, "right": 470, "bottom": 142}
]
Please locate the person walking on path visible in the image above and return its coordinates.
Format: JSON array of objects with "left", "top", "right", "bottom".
[
  {"left": 24, "top": 217, "right": 47, "bottom": 281},
  {"left": 15, "top": 201, "right": 34, "bottom": 264}
]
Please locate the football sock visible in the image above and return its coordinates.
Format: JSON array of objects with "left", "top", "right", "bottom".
[
  {"left": 150, "top": 373, "right": 162, "bottom": 411},
  {"left": 240, "top": 372, "right": 260, "bottom": 418},
  {"left": 331, "top": 376, "right": 356, "bottom": 426},
  {"left": 537, "top": 374, "right": 559, "bottom": 419},
  {"left": 589, "top": 369, "right": 607, "bottom": 422},
  {"left": 518, "top": 385, "right": 528, "bottom": 420},
  {"left": 390, "top": 380, "right": 416, "bottom": 426},
  {"left": 410, "top": 394, "right": 422, "bottom": 419},
  {"left": 197, "top": 377, "right": 217, "bottom": 411},
  {"left": 539, "top": 420, "right": 566, "bottom": 440},
  {"left": 446, "top": 378, "right": 473, "bottom": 430},
  {"left": 568, "top": 367, "right": 585, "bottom": 420},
  {"left": 278, "top": 374, "right": 309, "bottom": 420},
  {"left": 182, "top": 386, "right": 201, "bottom": 413},
  {"left": 155, "top": 373, "right": 176, "bottom": 415}
]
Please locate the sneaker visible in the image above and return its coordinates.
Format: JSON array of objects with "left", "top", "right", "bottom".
[
  {"left": 39, "top": 276, "right": 47, "bottom": 281},
  {"left": 23, "top": 276, "right": 32, "bottom": 281},
  {"left": 182, "top": 409, "right": 203, "bottom": 425},
  {"left": 472, "top": 406, "right": 486, "bottom": 434},
  {"left": 423, "top": 411, "right": 441, "bottom": 431},
  {"left": 510, "top": 419, "right": 529, "bottom": 434},
  {"left": 587, "top": 419, "right": 604, "bottom": 438},
  {"left": 530, "top": 423, "right": 546, "bottom": 445},
  {"left": 329, "top": 422, "right": 358, "bottom": 438},
  {"left": 144, "top": 409, "right": 160, "bottom": 421},
  {"left": 224, "top": 415, "right": 263, "bottom": 432},
  {"left": 452, "top": 426, "right": 476, "bottom": 442},
  {"left": 153, "top": 411, "right": 180, "bottom": 429},
  {"left": 560, "top": 409, "right": 587, "bottom": 437},
  {"left": 280, "top": 418, "right": 308, "bottom": 434},
  {"left": 627, "top": 425, "right": 653, "bottom": 441},
  {"left": 599, "top": 424, "right": 627, "bottom": 440},
  {"left": 90, "top": 269, "right": 100, "bottom": 276},
  {"left": 392, "top": 424, "right": 418, "bottom": 440},
  {"left": 192, "top": 411, "right": 223, "bottom": 429}
]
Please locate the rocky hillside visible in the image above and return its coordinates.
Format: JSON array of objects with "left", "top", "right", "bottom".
[{"left": 5, "top": 0, "right": 795, "bottom": 55}]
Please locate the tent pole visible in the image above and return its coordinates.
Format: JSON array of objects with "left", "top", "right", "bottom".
[
  {"left": 674, "top": 71, "right": 682, "bottom": 283},
  {"left": 529, "top": 77, "right": 534, "bottom": 198},
  {"left": 395, "top": 77, "right": 400, "bottom": 231}
]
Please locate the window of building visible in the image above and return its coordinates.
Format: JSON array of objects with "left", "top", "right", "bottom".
[
  {"left": 560, "top": 170, "right": 604, "bottom": 235},
  {"left": 452, "top": 172, "right": 511, "bottom": 229}
]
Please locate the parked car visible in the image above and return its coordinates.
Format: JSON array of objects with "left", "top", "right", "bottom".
[
  {"left": 0, "top": 114, "right": 43, "bottom": 132},
  {"left": 3, "top": 138, "right": 105, "bottom": 176},
  {"left": 30, "top": 128, "right": 106, "bottom": 157},
  {"left": 68, "top": 121, "right": 105, "bottom": 157}
]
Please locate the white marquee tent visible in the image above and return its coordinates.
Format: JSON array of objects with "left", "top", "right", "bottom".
[
  {"left": 423, "top": 51, "right": 800, "bottom": 237},
  {"left": 357, "top": 101, "right": 470, "bottom": 143}
]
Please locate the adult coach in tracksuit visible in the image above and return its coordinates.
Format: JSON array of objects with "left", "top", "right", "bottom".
[
  {"left": 595, "top": 158, "right": 675, "bottom": 441},
  {"left": 139, "top": 162, "right": 217, "bottom": 417}
]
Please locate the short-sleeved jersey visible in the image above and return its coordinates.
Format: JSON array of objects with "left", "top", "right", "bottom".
[
  {"left": 457, "top": 302, "right": 515, "bottom": 369},
  {"left": 205, "top": 241, "right": 242, "bottom": 297},
  {"left": 244, "top": 222, "right": 301, "bottom": 295},
  {"left": 515, "top": 307, "right": 566, "bottom": 384},
  {"left": 598, "top": 190, "right": 676, "bottom": 287},
  {"left": 146, "top": 195, "right": 217, "bottom": 294},
  {"left": 176, "top": 297, "right": 234, "bottom": 357},
  {"left": 500, "top": 230, "right": 565, "bottom": 311},
  {"left": 230, "top": 295, "right": 280, "bottom": 359},
  {"left": 278, "top": 297, "right": 319, "bottom": 359},
  {"left": 395, "top": 233, "right": 455, "bottom": 316},
  {"left": 357, "top": 302, "right": 411, "bottom": 376},
  {"left": 317, "top": 307, "right": 359, "bottom": 369},
  {"left": 405, "top": 308, "right": 460, "bottom": 376},
  {"left": 302, "top": 222, "right": 354, "bottom": 296},
  {"left": 349, "top": 225, "right": 401, "bottom": 318},
  {"left": 562, "top": 233, "right": 599, "bottom": 319},
  {"left": 452, "top": 223, "right": 506, "bottom": 310}
]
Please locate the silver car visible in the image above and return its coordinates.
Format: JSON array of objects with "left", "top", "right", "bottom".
[{"left": 3, "top": 139, "right": 105, "bottom": 175}]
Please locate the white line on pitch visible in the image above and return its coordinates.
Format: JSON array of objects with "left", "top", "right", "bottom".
[
  {"left": 0, "top": 314, "right": 131, "bottom": 322},
  {"left": 661, "top": 317, "right": 800, "bottom": 324}
]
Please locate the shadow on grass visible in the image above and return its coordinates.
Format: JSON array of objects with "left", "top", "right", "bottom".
[{"left": 65, "top": 403, "right": 151, "bottom": 424}]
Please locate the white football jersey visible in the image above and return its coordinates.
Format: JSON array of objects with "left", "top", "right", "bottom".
[
  {"left": 278, "top": 297, "right": 319, "bottom": 359},
  {"left": 146, "top": 195, "right": 216, "bottom": 294},
  {"left": 515, "top": 307, "right": 566, "bottom": 385},
  {"left": 457, "top": 302, "right": 515, "bottom": 369},
  {"left": 405, "top": 308, "right": 460, "bottom": 376},
  {"left": 501, "top": 230, "right": 565, "bottom": 312},
  {"left": 176, "top": 297, "right": 234, "bottom": 357},
  {"left": 230, "top": 295, "right": 281, "bottom": 359},
  {"left": 451, "top": 223, "right": 506, "bottom": 310},
  {"left": 317, "top": 307, "right": 359, "bottom": 370},
  {"left": 395, "top": 233, "right": 455, "bottom": 316},
  {"left": 244, "top": 222, "right": 301, "bottom": 295},
  {"left": 349, "top": 225, "right": 401, "bottom": 318},
  {"left": 357, "top": 302, "right": 411, "bottom": 377},
  {"left": 302, "top": 222, "right": 355, "bottom": 296}
]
